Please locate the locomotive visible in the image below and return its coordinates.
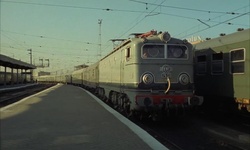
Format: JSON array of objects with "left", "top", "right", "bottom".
[
  {"left": 37, "top": 30, "right": 204, "bottom": 119},
  {"left": 193, "top": 28, "right": 250, "bottom": 113}
]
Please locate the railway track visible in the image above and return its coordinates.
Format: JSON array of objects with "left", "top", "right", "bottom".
[
  {"left": 87, "top": 87, "right": 250, "bottom": 150},
  {"left": 135, "top": 115, "right": 250, "bottom": 150},
  {"left": 0, "top": 84, "right": 55, "bottom": 107}
]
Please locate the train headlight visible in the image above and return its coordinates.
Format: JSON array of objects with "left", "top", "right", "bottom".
[
  {"left": 142, "top": 73, "right": 154, "bottom": 84},
  {"left": 178, "top": 73, "right": 190, "bottom": 85},
  {"left": 159, "top": 32, "right": 171, "bottom": 42}
]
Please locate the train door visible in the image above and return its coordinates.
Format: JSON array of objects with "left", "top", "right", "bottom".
[
  {"left": 120, "top": 49, "right": 125, "bottom": 93},
  {"left": 120, "top": 47, "right": 131, "bottom": 93}
]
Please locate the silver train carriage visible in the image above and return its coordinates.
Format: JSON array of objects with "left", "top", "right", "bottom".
[{"left": 95, "top": 30, "right": 203, "bottom": 118}]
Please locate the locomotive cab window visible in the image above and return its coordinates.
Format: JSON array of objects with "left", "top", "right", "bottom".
[
  {"left": 142, "top": 44, "right": 165, "bottom": 59},
  {"left": 125, "top": 48, "right": 130, "bottom": 58},
  {"left": 230, "top": 48, "right": 245, "bottom": 74},
  {"left": 125, "top": 47, "right": 131, "bottom": 61},
  {"left": 167, "top": 45, "right": 188, "bottom": 59}
]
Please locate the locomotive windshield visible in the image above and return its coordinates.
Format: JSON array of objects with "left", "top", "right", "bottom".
[
  {"left": 167, "top": 45, "right": 188, "bottom": 59},
  {"left": 141, "top": 44, "right": 188, "bottom": 59},
  {"left": 142, "top": 44, "right": 165, "bottom": 58}
]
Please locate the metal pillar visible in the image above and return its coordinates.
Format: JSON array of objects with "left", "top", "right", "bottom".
[
  {"left": 98, "top": 19, "right": 102, "bottom": 60},
  {"left": 4, "top": 66, "right": 7, "bottom": 87}
]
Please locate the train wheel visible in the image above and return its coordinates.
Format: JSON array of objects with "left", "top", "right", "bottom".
[
  {"left": 117, "top": 94, "right": 130, "bottom": 117},
  {"left": 121, "top": 95, "right": 131, "bottom": 117},
  {"left": 98, "top": 88, "right": 105, "bottom": 100},
  {"left": 111, "top": 92, "right": 118, "bottom": 109}
]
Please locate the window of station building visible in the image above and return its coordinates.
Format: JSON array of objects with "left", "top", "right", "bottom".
[
  {"left": 230, "top": 49, "right": 245, "bottom": 74},
  {"left": 211, "top": 52, "right": 224, "bottom": 75},
  {"left": 167, "top": 45, "right": 188, "bottom": 59},
  {"left": 142, "top": 44, "right": 165, "bottom": 59},
  {"left": 196, "top": 55, "right": 207, "bottom": 75}
]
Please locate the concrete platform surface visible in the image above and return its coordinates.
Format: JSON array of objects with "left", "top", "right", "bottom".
[{"left": 0, "top": 84, "right": 168, "bottom": 150}]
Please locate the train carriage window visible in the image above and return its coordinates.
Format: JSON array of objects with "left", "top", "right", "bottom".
[
  {"left": 142, "top": 44, "right": 165, "bottom": 59},
  {"left": 230, "top": 49, "right": 245, "bottom": 74},
  {"left": 196, "top": 55, "right": 207, "bottom": 75},
  {"left": 167, "top": 45, "right": 188, "bottom": 59},
  {"left": 211, "top": 53, "right": 224, "bottom": 75}
]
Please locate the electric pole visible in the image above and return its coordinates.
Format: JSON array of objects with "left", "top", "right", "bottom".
[
  {"left": 27, "top": 48, "right": 33, "bottom": 81},
  {"left": 27, "top": 49, "right": 32, "bottom": 64},
  {"left": 98, "top": 19, "right": 102, "bottom": 60}
]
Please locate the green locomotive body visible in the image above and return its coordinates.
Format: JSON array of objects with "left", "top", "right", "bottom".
[{"left": 96, "top": 31, "right": 203, "bottom": 118}]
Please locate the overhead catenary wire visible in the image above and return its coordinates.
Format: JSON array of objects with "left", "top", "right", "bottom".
[
  {"left": 174, "top": 4, "right": 250, "bottom": 38},
  {"left": 3, "top": 0, "right": 247, "bottom": 41},
  {"left": 116, "top": 0, "right": 166, "bottom": 39},
  {"left": 101, "top": 0, "right": 166, "bottom": 56},
  {"left": 179, "top": 11, "right": 250, "bottom": 39},
  {"left": 1, "top": 30, "right": 101, "bottom": 46},
  {"left": 129, "top": 1, "right": 249, "bottom": 39},
  {"left": 1, "top": 0, "right": 249, "bottom": 60},
  {"left": 130, "top": 0, "right": 243, "bottom": 15},
  {"left": 0, "top": 0, "right": 165, "bottom": 14}
]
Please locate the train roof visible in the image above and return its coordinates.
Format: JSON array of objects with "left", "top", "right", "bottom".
[
  {"left": 72, "top": 68, "right": 84, "bottom": 74},
  {"left": 0, "top": 54, "right": 36, "bottom": 70},
  {"left": 193, "top": 28, "right": 250, "bottom": 50},
  {"left": 99, "top": 30, "right": 174, "bottom": 61}
]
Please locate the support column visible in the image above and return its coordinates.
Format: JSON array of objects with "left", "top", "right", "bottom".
[
  {"left": 21, "top": 69, "right": 24, "bottom": 84},
  {"left": 4, "top": 67, "right": 7, "bottom": 87},
  {"left": 24, "top": 69, "right": 27, "bottom": 83},
  {"left": 11, "top": 68, "right": 14, "bottom": 85},
  {"left": 16, "top": 68, "right": 19, "bottom": 84}
]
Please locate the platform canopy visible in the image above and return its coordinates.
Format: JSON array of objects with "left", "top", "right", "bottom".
[{"left": 0, "top": 54, "right": 36, "bottom": 70}]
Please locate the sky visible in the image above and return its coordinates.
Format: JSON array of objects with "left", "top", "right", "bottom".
[{"left": 0, "top": 0, "right": 249, "bottom": 74}]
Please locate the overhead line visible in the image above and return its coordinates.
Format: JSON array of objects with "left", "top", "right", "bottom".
[
  {"left": 175, "top": 5, "right": 250, "bottom": 38},
  {"left": 130, "top": 0, "right": 242, "bottom": 15},
  {"left": 179, "top": 11, "right": 250, "bottom": 39},
  {"left": 1, "top": 30, "right": 100, "bottom": 46},
  {"left": 1, "top": 1, "right": 109, "bottom": 11},
  {"left": 1, "top": 0, "right": 152, "bottom": 14},
  {"left": 116, "top": 0, "right": 166, "bottom": 38}
]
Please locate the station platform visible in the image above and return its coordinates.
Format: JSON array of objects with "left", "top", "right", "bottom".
[
  {"left": 0, "top": 84, "right": 168, "bottom": 150},
  {"left": 0, "top": 83, "right": 38, "bottom": 93}
]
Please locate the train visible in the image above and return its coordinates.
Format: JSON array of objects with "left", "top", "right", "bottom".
[
  {"left": 193, "top": 28, "right": 250, "bottom": 113},
  {"left": 36, "top": 30, "right": 204, "bottom": 120}
]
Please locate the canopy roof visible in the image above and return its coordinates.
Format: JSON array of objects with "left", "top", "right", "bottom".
[{"left": 0, "top": 54, "right": 36, "bottom": 70}]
